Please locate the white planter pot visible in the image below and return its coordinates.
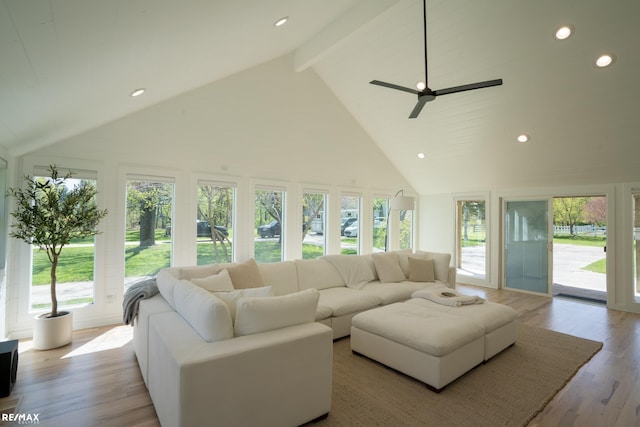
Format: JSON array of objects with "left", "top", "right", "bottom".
[{"left": 33, "top": 311, "right": 73, "bottom": 350}]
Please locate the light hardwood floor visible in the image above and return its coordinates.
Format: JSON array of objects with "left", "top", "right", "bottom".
[{"left": 1, "top": 285, "right": 639, "bottom": 427}]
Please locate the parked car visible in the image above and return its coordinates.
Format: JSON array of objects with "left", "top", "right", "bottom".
[
  {"left": 196, "top": 220, "right": 229, "bottom": 240},
  {"left": 341, "top": 217, "right": 357, "bottom": 235},
  {"left": 343, "top": 221, "right": 359, "bottom": 237},
  {"left": 258, "top": 220, "right": 281, "bottom": 238}
]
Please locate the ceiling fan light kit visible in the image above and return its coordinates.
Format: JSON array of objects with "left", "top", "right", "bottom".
[{"left": 370, "top": 0, "right": 503, "bottom": 118}]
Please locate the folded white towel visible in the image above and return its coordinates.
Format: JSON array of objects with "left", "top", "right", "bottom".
[{"left": 411, "top": 285, "right": 484, "bottom": 307}]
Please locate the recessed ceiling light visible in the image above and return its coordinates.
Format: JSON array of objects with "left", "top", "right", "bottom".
[
  {"left": 274, "top": 16, "right": 289, "bottom": 27},
  {"left": 555, "top": 25, "right": 573, "bottom": 40},
  {"left": 130, "top": 88, "right": 145, "bottom": 97},
  {"left": 416, "top": 81, "right": 426, "bottom": 91},
  {"left": 516, "top": 134, "right": 529, "bottom": 143},
  {"left": 595, "top": 54, "right": 615, "bottom": 68},
  {"left": 417, "top": 152, "right": 425, "bottom": 159}
]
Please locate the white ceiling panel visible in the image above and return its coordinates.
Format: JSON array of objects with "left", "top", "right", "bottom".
[{"left": 1, "top": 0, "right": 639, "bottom": 194}]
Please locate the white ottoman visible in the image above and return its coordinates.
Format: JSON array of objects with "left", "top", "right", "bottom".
[
  {"left": 351, "top": 303, "right": 485, "bottom": 391},
  {"left": 406, "top": 298, "right": 518, "bottom": 360}
]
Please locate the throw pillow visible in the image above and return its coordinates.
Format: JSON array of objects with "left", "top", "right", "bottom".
[
  {"left": 225, "top": 258, "right": 266, "bottom": 289},
  {"left": 173, "top": 280, "right": 233, "bottom": 342},
  {"left": 408, "top": 257, "right": 435, "bottom": 282},
  {"left": 371, "top": 252, "right": 406, "bottom": 283},
  {"left": 215, "top": 286, "right": 274, "bottom": 322},
  {"left": 414, "top": 251, "right": 452, "bottom": 283},
  {"left": 190, "top": 269, "right": 235, "bottom": 292},
  {"left": 234, "top": 289, "right": 319, "bottom": 336}
]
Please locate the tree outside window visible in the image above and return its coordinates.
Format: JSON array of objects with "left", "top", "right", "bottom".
[
  {"left": 125, "top": 178, "right": 174, "bottom": 284},
  {"left": 197, "top": 183, "right": 234, "bottom": 264},
  {"left": 302, "top": 193, "right": 326, "bottom": 259},
  {"left": 372, "top": 197, "right": 388, "bottom": 252}
]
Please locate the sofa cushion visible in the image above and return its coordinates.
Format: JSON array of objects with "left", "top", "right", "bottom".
[
  {"left": 317, "top": 287, "right": 382, "bottom": 316},
  {"left": 321, "top": 255, "right": 375, "bottom": 290},
  {"left": 234, "top": 289, "right": 320, "bottom": 336},
  {"left": 226, "top": 258, "right": 266, "bottom": 289},
  {"left": 156, "top": 268, "right": 180, "bottom": 310},
  {"left": 406, "top": 298, "right": 518, "bottom": 334},
  {"left": 215, "top": 286, "right": 274, "bottom": 321},
  {"left": 352, "top": 302, "right": 484, "bottom": 357},
  {"left": 315, "top": 304, "right": 333, "bottom": 321},
  {"left": 173, "top": 280, "right": 233, "bottom": 342},
  {"left": 295, "top": 259, "right": 345, "bottom": 291},
  {"left": 361, "top": 281, "right": 431, "bottom": 305},
  {"left": 362, "top": 254, "right": 379, "bottom": 281},
  {"left": 371, "top": 252, "right": 406, "bottom": 283},
  {"left": 258, "top": 261, "right": 298, "bottom": 295},
  {"left": 190, "top": 269, "right": 235, "bottom": 292},
  {"left": 408, "top": 257, "right": 435, "bottom": 282}
]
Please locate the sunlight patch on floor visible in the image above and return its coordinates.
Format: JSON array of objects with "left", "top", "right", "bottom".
[{"left": 62, "top": 325, "right": 132, "bottom": 359}]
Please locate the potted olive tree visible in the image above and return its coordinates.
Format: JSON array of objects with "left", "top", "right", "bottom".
[{"left": 8, "top": 165, "right": 108, "bottom": 350}]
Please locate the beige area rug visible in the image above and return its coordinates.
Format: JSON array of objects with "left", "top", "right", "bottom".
[{"left": 315, "top": 324, "right": 602, "bottom": 427}]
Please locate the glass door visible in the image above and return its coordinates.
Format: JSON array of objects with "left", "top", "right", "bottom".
[{"left": 503, "top": 199, "right": 552, "bottom": 295}]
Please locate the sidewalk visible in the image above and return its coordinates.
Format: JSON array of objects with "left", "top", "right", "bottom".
[{"left": 552, "top": 244, "right": 606, "bottom": 292}]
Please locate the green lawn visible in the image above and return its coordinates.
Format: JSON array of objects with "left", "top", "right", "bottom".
[
  {"left": 582, "top": 258, "right": 606, "bottom": 274},
  {"left": 32, "top": 247, "right": 96, "bottom": 285},
  {"left": 125, "top": 244, "right": 171, "bottom": 277},
  {"left": 461, "top": 230, "right": 486, "bottom": 247},
  {"left": 35, "top": 232, "right": 359, "bottom": 284},
  {"left": 553, "top": 234, "right": 606, "bottom": 247}
]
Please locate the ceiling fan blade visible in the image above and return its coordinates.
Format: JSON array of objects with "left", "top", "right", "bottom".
[
  {"left": 370, "top": 80, "right": 420, "bottom": 95},
  {"left": 433, "top": 79, "right": 503, "bottom": 96},
  {"left": 409, "top": 97, "right": 428, "bottom": 119}
]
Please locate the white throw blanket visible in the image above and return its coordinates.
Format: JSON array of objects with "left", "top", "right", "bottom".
[{"left": 412, "top": 285, "right": 484, "bottom": 307}]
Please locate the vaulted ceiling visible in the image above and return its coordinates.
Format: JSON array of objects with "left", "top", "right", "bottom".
[{"left": 2, "top": 0, "right": 639, "bottom": 194}]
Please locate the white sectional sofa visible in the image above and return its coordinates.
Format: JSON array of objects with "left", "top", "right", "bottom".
[{"left": 134, "top": 250, "right": 455, "bottom": 427}]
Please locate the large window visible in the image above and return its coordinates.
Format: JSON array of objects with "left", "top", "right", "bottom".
[
  {"left": 341, "top": 195, "right": 360, "bottom": 255},
  {"left": 302, "top": 192, "right": 327, "bottom": 259},
  {"left": 125, "top": 177, "right": 174, "bottom": 285},
  {"left": 456, "top": 199, "right": 487, "bottom": 281},
  {"left": 255, "top": 188, "right": 285, "bottom": 263},
  {"left": 634, "top": 193, "right": 640, "bottom": 298},
  {"left": 197, "top": 181, "right": 235, "bottom": 264},
  {"left": 372, "top": 197, "right": 388, "bottom": 252},
  {"left": 399, "top": 209, "right": 414, "bottom": 250},
  {"left": 31, "top": 168, "right": 98, "bottom": 310}
]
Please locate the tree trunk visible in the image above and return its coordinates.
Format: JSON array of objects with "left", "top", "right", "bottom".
[
  {"left": 139, "top": 207, "right": 156, "bottom": 247},
  {"left": 50, "top": 254, "right": 58, "bottom": 318}
]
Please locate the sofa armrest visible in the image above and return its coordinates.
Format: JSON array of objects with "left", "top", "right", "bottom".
[
  {"left": 133, "top": 294, "right": 173, "bottom": 386},
  {"left": 148, "top": 312, "right": 333, "bottom": 427}
]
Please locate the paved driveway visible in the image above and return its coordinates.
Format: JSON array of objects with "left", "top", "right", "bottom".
[
  {"left": 460, "top": 243, "right": 607, "bottom": 291},
  {"left": 553, "top": 243, "right": 606, "bottom": 291}
]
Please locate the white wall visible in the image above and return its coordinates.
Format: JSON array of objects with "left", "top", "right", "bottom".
[
  {"left": 0, "top": 147, "right": 11, "bottom": 339},
  {"left": 5, "top": 53, "right": 415, "bottom": 338},
  {"left": 417, "top": 193, "right": 454, "bottom": 254}
]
